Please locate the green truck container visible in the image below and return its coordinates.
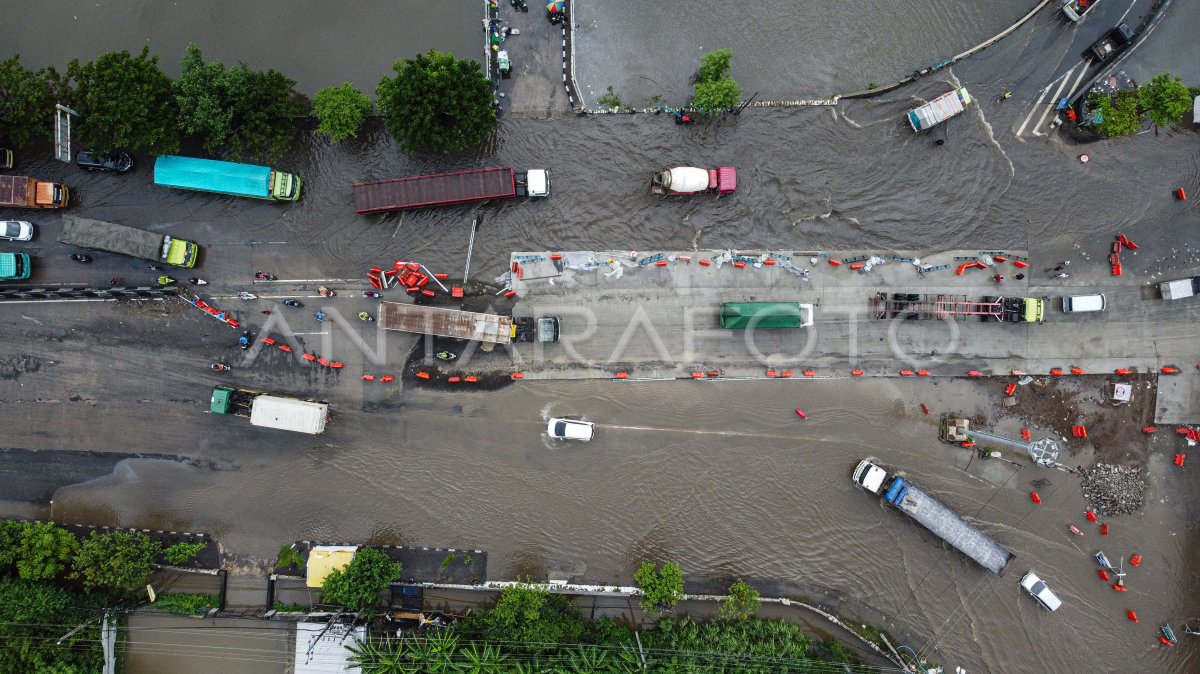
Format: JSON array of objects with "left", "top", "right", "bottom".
[
  {"left": 719, "top": 302, "right": 815, "bottom": 329},
  {"left": 0, "top": 252, "right": 31, "bottom": 280}
]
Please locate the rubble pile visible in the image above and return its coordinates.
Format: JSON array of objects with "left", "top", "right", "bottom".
[{"left": 1081, "top": 463, "right": 1146, "bottom": 516}]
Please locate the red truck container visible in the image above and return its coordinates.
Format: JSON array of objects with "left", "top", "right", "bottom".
[
  {"left": 352, "top": 167, "right": 549, "bottom": 213},
  {"left": 0, "top": 175, "right": 70, "bottom": 209}
]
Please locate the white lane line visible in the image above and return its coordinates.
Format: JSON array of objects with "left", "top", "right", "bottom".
[
  {"left": 1015, "top": 77, "right": 1060, "bottom": 137},
  {"left": 1031, "top": 66, "right": 1077, "bottom": 136},
  {"left": 253, "top": 278, "right": 359, "bottom": 284},
  {"left": 1063, "top": 60, "right": 1092, "bottom": 101}
]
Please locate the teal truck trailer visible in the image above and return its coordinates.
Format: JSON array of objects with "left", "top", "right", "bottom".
[{"left": 154, "top": 155, "right": 301, "bottom": 201}]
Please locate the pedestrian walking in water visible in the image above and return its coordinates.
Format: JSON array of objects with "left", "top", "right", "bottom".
[{"left": 993, "top": 274, "right": 1004, "bottom": 283}]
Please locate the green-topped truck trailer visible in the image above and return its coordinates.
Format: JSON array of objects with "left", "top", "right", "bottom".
[
  {"left": 58, "top": 215, "right": 200, "bottom": 268},
  {"left": 154, "top": 155, "right": 301, "bottom": 201}
]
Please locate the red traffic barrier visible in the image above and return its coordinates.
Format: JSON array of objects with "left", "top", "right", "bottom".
[
  {"left": 655, "top": 259, "right": 669, "bottom": 267},
  {"left": 550, "top": 253, "right": 563, "bottom": 261},
  {"left": 795, "top": 409, "right": 808, "bottom": 419},
  {"left": 1050, "top": 368, "right": 1064, "bottom": 376},
  {"left": 407, "top": 262, "right": 420, "bottom": 271},
  {"left": 278, "top": 344, "right": 293, "bottom": 353},
  {"left": 1175, "top": 453, "right": 1186, "bottom": 467},
  {"left": 1021, "top": 429, "right": 1032, "bottom": 441},
  {"left": 615, "top": 371, "right": 629, "bottom": 379},
  {"left": 1176, "top": 427, "right": 1192, "bottom": 436},
  {"left": 447, "top": 376, "right": 461, "bottom": 383},
  {"left": 464, "top": 375, "right": 478, "bottom": 383},
  {"left": 733, "top": 261, "right": 747, "bottom": 268},
  {"left": 1100, "top": 523, "right": 1110, "bottom": 536},
  {"left": 780, "top": 370, "right": 793, "bottom": 378},
  {"left": 967, "top": 370, "right": 983, "bottom": 378},
  {"left": 961, "top": 441, "right": 976, "bottom": 448},
  {"left": 803, "top": 370, "right": 816, "bottom": 377},
  {"left": 916, "top": 369, "right": 930, "bottom": 376},
  {"left": 434, "top": 272, "right": 449, "bottom": 280},
  {"left": 1161, "top": 366, "right": 1181, "bottom": 374},
  {"left": 1129, "top": 554, "right": 1142, "bottom": 567},
  {"left": 993, "top": 255, "right": 1009, "bottom": 262},
  {"left": 1012, "top": 260, "right": 1029, "bottom": 269},
  {"left": 1030, "top": 492, "right": 1042, "bottom": 504},
  {"left": 1070, "top": 367, "right": 1086, "bottom": 375},
  {"left": 1160, "top": 636, "right": 1175, "bottom": 646},
  {"left": 766, "top": 370, "right": 778, "bottom": 378},
  {"left": 330, "top": 362, "right": 344, "bottom": 369},
  {"left": 1086, "top": 510, "right": 1098, "bottom": 523},
  {"left": 707, "top": 370, "right": 721, "bottom": 378},
  {"left": 899, "top": 369, "right": 914, "bottom": 376},
  {"left": 421, "top": 289, "right": 436, "bottom": 297},
  {"left": 763, "top": 258, "right": 777, "bottom": 266},
  {"left": 1118, "top": 233, "right": 1139, "bottom": 250},
  {"left": 850, "top": 262, "right": 865, "bottom": 270},
  {"left": 1176, "top": 187, "right": 1187, "bottom": 201},
  {"left": 1099, "top": 569, "right": 1110, "bottom": 582},
  {"left": 380, "top": 375, "right": 395, "bottom": 383},
  {"left": 451, "top": 287, "right": 464, "bottom": 298},
  {"left": 1142, "top": 426, "right": 1157, "bottom": 434},
  {"left": 691, "top": 371, "right": 703, "bottom": 379},
  {"left": 415, "top": 371, "right": 430, "bottom": 380},
  {"left": 851, "top": 369, "right": 864, "bottom": 377},
  {"left": 955, "top": 262, "right": 971, "bottom": 276},
  {"left": 511, "top": 372, "right": 524, "bottom": 380},
  {"left": 1112, "top": 583, "right": 1128, "bottom": 592},
  {"left": 1005, "top": 383, "right": 1017, "bottom": 396},
  {"left": 1115, "top": 368, "right": 1133, "bottom": 375},
  {"left": 261, "top": 337, "right": 277, "bottom": 346},
  {"left": 827, "top": 259, "right": 842, "bottom": 267},
  {"left": 920, "top": 403, "right": 930, "bottom": 415},
  {"left": 302, "top": 353, "right": 317, "bottom": 362},
  {"left": 699, "top": 259, "right": 712, "bottom": 267},
  {"left": 317, "top": 357, "right": 330, "bottom": 367},
  {"left": 504, "top": 290, "right": 517, "bottom": 298},
  {"left": 1128, "top": 610, "right": 1138, "bottom": 623},
  {"left": 362, "top": 375, "right": 375, "bottom": 382}
]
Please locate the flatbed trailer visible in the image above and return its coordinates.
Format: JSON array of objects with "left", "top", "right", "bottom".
[
  {"left": 871, "top": 292, "right": 1044, "bottom": 323},
  {"left": 353, "top": 167, "right": 549, "bottom": 213},
  {"left": 379, "top": 301, "right": 513, "bottom": 344},
  {"left": 853, "top": 459, "right": 1016, "bottom": 576}
]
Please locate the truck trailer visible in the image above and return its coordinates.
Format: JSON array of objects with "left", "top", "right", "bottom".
[
  {"left": 58, "top": 215, "right": 199, "bottom": 268},
  {"left": 353, "top": 167, "right": 549, "bottom": 213},
  {"left": 871, "top": 292, "right": 1044, "bottom": 323},
  {"left": 0, "top": 175, "right": 69, "bottom": 209},
  {"left": 210, "top": 386, "right": 329, "bottom": 435},
  {"left": 719, "top": 302, "right": 814, "bottom": 329},
  {"left": 853, "top": 459, "right": 1016, "bottom": 576},
  {"left": 154, "top": 155, "right": 301, "bottom": 201},
  {"left": 1159, "top": 277, "right": 1200, "bottom": 300},
  {"left": 379, "top": 301, "right": 559, "bottom": 345}
]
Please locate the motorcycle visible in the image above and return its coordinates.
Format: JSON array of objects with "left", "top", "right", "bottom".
[
  {"left": 436, "top": 351, "right": 457, "bottom": 362},
  {"left": 238, "top": 331, "right": 253, "bottom": 350},
  {"left": 282, "top": 299, "right": 303, "bottom": 308},
  {"left": 357, "top": 312, "right": 375, "bottom": 322},
  {"left": 363, "top": 290, "right": 382, "bottom": 298},
  {"left": 238, "top": 291, "right": 258, "bottom": 300},
  {"left": 255, "top": 271, "right": 278, "bottom": 281},
  {"left": 211, "top": 363, "right": 230, "bottom": 372},
  {"left": 318, "top": 286, "right": 336, "bottom": 298},
  {"left": 188, "top": 277, "right": 209, "bottom": 285},
  {"left": 157, "top": 275, "right": 176, "bottom": 286},
  {"left": 68, "top": 253, "right": 92, "bottom": 263},
  {"left": 314, "top": 311, "right": 327, "bottom": 322}
]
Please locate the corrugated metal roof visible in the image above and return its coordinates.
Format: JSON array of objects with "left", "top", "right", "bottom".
[{"left": 294, "top": 622, "right": 365, "bottom": 674}]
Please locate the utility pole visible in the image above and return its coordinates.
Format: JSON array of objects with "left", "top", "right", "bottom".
[
  {"left": 634, "top": 630, "right": 647, "bottom": 671},
  {"left": 463, "top": 217, "right": 479, "bottom": 283},
  {"left": 733, "top": 92, "right": 758, "bottom": 115}
]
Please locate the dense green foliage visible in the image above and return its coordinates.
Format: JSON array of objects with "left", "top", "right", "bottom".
[
  {"left": 70, "top": 530, "right": 160, "bottom": 595},
  {"left": 476, "top": 583, "right": 582, "bottom": 654},
  {"left": 1139, "top": 72, "right": 1193, "bottom": 127},
  {"left": 173, "top": 43, "right": 302, "bottom": 161},
  {"left": 163, "top": 540, "right": 207, "bottom": 566},
  {"left": 0, "top": 55, "right": 54, "bottom": 148},
  {"left": 718, "top": 578, "right": 761, "bottom": 622},
  {"left": 17, "top": 521, "right": 79, "bottom": 581},
  {"left": 0, "top": 578, "right": 103, "bottom": 673},
  {"left": 1090, "top": 92, "right": 1142, "bottom": 137},
  {"left": 314, "top": 82, "right": 372, "bottom": 142},
  {"left": 320, "top": 548, "right": 402, "bottom": 612},
  {"left": 635, "top": 561, "right": 685, "bottom": 613},
  {"left": 149, "top": 592, "right": 218, "bottom": 615},
  {"left": 692, "top": 48, "right": 742, "bottom": 114},
  {"left": 376, "top": 50, "right": 496, "bottom": 153},
  {"left": 53, "top": 47, "right": 179, "bottom": 154},
  {"left": 276, "top": 544, "right": 307, "bottom": 571}
]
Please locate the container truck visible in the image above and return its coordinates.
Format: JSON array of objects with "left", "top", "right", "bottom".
[
  {"left": 651, "top": 166, "right": 737, "bottom": 195},
  {"left": 719, "top": 302, "right": 814, "bottom": 329},
  {"left": 0, "top": 175, "right": 69, "bottom": 209},
  {"left": 853, "top": 458, "right": 1016, "bottom": 576},
  {"left": 58, "top": 215, "right": 199, "bottom": 268},
  {"left": 1159, "top": 277, "right": 1200, "bottom": 300},
  {"left": 907, "top": 87, "right": 972, "bottom": 132},
  {"left": 154, "top": 155, "right": 301, "bottom": 201},
  {"left": 210, "top": 386, "right": 329, "bottom": 435},
  {"left": 379, "top": 301, "right": 560, "bottom": 345},
  {"left": 353, "top": 167, "right": 549, "bottom": 213}
]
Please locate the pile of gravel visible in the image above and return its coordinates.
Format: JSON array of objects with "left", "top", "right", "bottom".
[{"left": 1081, "top": 464, "right": 1146, "bottom": 517}]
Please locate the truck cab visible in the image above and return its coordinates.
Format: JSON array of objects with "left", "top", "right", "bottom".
[
  {"left": 1002, "top": 297, "right": 1044, "bottom": 323},
  {"left": 270, "top": 170, "right": 301, "bottom": 201},
  {"left": 513, "top": 316, "right": 560, "bottom": 343},
  {"left": 162, "top": 236, "right": 199, "bottom": 268},
  {"left": 852, "top": 459, "right": 889, "bottom": 494},
  {"left": 36, "top": 181, "right": 69, "bottom": 208},
  {"left": 515, "top": 170, "right": 550, "bottom": 198}
]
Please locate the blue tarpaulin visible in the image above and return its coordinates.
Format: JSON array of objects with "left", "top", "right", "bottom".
[{"left": 154, "top": 155, "right": 272, "bottom": 198}]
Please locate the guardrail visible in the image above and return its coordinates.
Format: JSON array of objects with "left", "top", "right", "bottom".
[{"left": 0, "top": 286, "right": 180, "bottom": 301}]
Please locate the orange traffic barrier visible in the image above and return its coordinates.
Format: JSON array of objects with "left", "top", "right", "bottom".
[
  {"left": 511, "top": 372, "right": 524, "bottom": 380},
  {"left": 993, "top": 255, "right": 1009, "bottom": 262},
  {"left": 967, "top": 370, "right": 982, "bottom": 378},
  {"left": 317, "top": 357, "right": 330, "bottom": 367},
  {"left": 302, "top": 353, "right": 317, "bottom": 362},
  {"left": 615, "top": 372, "right": 629, "bottom": 379},
  {"left": 1005, "top": 383, "right": 1017, "bottom": 396},
  {"left": 1112, "top": 583, "right": 1128, "bottom": 592},
  {"left": 851, "top": 369, "right": 864, "bottom": 377},
  {"left": 781, "top": 370, "right": 793, "bottom": 378},
  {"left": 733, "top": 261, "right": 747, "bottom": 268},
  {"left": 955, "top": 263, "right": 971, "bottom": 276},
  {"left": 920, "top": 403, "right": 930, "bottom": 414},
  {"left": 655, "top": 259, "right": 669, "bottom": 267},
  {"left": 1115, "top": 368, "right": 1132, "bottom": 375},
  {"left": 803, "top": 370, "right": 816, "bottom": 377},
  {"left": 691, "top": 371, "right": 703, "bottom": 379},
  {"left": 1012, "top": 260, "right": 1029, "bottom": 268},
  {"left": 1129, "top": 554, "right": 1142, "bottom": 567},
  {"left": 278, "top": 344, "right": 293, "bottom": 353},
  {"left": 961, "top": 441, "right": 975, "bottom": 448},
  {"left": 850, "top": 263, "right": 865, "bottom": 270},
  {"left": 828, "top": 259, "right": 842, "bottom": 267},
  {"left": 699, "top": 259, "right": 712, "bottom": 267},
  {"left": 899, "top": 369, "right": 914, "bottom": 376},
  {"left": 766, "top": 370, "right": 778, "bottom": 378},
  {"left": 708, "top": 370, "right": 721, "bottom": 378},
  {"left": 464, "top": 375, "right": 478, "bottom": 383},
  {"left": 416, "top": 371, "right": 430, "bottom": 379},
  {"left": 447, "top": 376, "right": 461, "bottom": 383},
  {"left": 1030, "top": 492, "right": 1042, "bottom": 504},
  {"left": 1071, "top": 367, "right": 1086, "bottom": 375},
  {"left": 550, "top": 253, "right": 563, "bottom": 260},
  {"left": 380, "top": 375, "right": 395, "bottom": 383},
  {"left": 330, "top": 362, "right": 344, "bottom": 369},
  {"left": 1162, "top": 366, "right": 1181, "bottom": 374},
  {"left": 764, "top": 258, "right": 776, "bottom": 266},
  {"left": 916, "top": 369, "right": 930, "bottom": 376},
  {"left": 1050, "top": 368, "right": 1064, "bottom": 376},
  {"left": 362, "top": 375, "right": 375, "bottom": 381},
  {"left": 1021, "top": 429, "right": 1031, "bottom": 441}
]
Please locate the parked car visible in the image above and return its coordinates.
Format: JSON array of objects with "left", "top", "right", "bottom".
[
  {"left": 547, "top": 417, "right": 595, "bottom": 441},
  {"left": 0, "top": 220, "right": 34, "bottom": 241},
  {"left": 1020, "top": 572, "right": 1063, "bottom": 611},
  {"left": 1089, "top": 22, "right": 1134, "bottom": 62},
  {"left": 75, "top": 149, "right": 133, "bottom": 173},
  {"left": 1062, "top": 293, "right": 1107, "bottom": 313}
]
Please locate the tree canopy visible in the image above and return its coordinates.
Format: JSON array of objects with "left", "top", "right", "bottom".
[
  {"left": 481, "top": 583, "right": 582, "bottom": 653},
  {"left": 54, "top": 46, "right": 179, "bottom": 154},
  {"left": 70, "top": 530, "right": 160, "bottom": 596},
  {"left": 0, "top": 55, "right": 53, "bottom": 148},
  {"left": 320, "top": 548, "right": 401, "bottom": 613},
  {"left": 17, "top": 522, "right": 78, "bottom": 582},
  {"left": 376, "top": 50, "right": 495, "bottom": 153},
  {"left": 1139, "top": 72, "right": 1192, "bottom": 127},
  {"left": 173, "top": 43, "right": 302, "bottom": 161},
  {"left": 314, "top": 82, "right": 372, "bottom": 143},
  {"left": 719, "top": 578, "right": 761, "bottom": 621},
  {"left": 634, "top": 561, "right": 685, "bottom": 613},
  {"left": 0, "top": 578, "right": 101, "bottom": 674},
  {"left": 692, "top": 48, "right": 741, "bottom": 115},
  {"left": 1089, "top": 92, "right": 1142, "bottom": 137}
]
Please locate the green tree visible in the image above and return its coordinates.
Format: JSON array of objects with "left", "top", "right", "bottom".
[
  {"left": 54, "top": 46, "right": 179, "bottom": 154},
  {"left": 276, "top": 544, "right": 306, "bottom": 571},
  {"left": 1139, "top": 72, "right": 1193, "bottom": 127},
  {"left": 718, "top": 578, "right": 761, "bottom": 622},
  {"left": 376, "top": 50, "right": 495, "bottom": 153},
  {"left": 634, "top": 561, "right": 685, "bottom": 613},
  {"left": 1090, "top": 92, "right": 1141, "bottom": 137},
  {"left": 0, "top": 55, "right": 54, "bottom": 148},
  {"left": 17, "top": 522, "right": 78, "bottom": 581},
  {"left": 0, "top": 578, "right": 102, "bottom": 673},
  {"left": 173, "top": 43, "right": 302, "bottom": 161},
  {"left": 320, "top": 548, "right": 401, "bottom": 613},
  {"left": 70, "top": 530, "right": 160, "bottom": 595},
  {"left": 163, "top": 541, "right": 207, "bottom": 566},
  {"left": 314, "top": 82, "right": 372, "bottom": 143},
  {"left": 692, "top": 48, "right": 741, "bottom": 115},
  {"left": 483, "top": 582, "right": 582, "bottom": 653},
  {"left": 0, "top": 520, "right": 24, "bottom": 573}
]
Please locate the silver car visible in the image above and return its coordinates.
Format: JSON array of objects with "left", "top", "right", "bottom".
[
  {"left": 1020, "top": 572, "right": 1062, "bottom": 612},
  {"left": 547, "top": 418, "right": 595, "bottom": 441},
  {"left": 0, "top": 220, "right": 34, "bottom": 241}
]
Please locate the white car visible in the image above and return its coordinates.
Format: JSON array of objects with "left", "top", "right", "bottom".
[
  {"left": 547, "top": 417, "right": 595, "bottom": 441},
  {"left": 1020, "top": 572, "right": 1062, "bottom": 612},
  {"left": 0, "top": 220, "right": 33, "bottom": 241}
]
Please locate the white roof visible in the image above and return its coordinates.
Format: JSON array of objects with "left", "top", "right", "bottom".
[
  {"left": 1194, "top": 95, "right": 1199, "bottom": 124},
  {"left": 294, "top": 622, "right": 365, "bottom": 674},
  {"left": 666, "top": 167, "right": 710, "bottom": 193},
  {"left": 250, "top": 396, "right": 329, "bottom": 434}
]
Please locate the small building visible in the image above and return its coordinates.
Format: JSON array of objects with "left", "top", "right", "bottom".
[
  {"left": 306, "top": 546, "right": 358, "bottom": 588},
  {"left": 294, "top": 621, "right": 365, "bottom": 674}
]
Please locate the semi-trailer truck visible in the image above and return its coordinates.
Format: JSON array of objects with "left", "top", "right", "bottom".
[
  {"left": 353, "top": 167, "right": 549, "bottom": 213},
  {"left": 210, "top": 386, "right": 329, "bottom": 435},
  {"left": 154, "top": 155, "right": 301, "bottom": 201},
  {"left": 58, "top": 215, "right": 200, "bottom": 268},
  {"left": 0, "top": 175, "right": 69, "bottom": 209},
  {"left": 379, "top": 301, "right": 560, "bottom": 345}
]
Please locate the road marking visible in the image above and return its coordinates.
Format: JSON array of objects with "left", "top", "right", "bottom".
[
  {"left": 1063, "top": 59, "right": 1091, "bottom": 101},
  {"left": 1015, "top": 77, "right": 1058, "bottom": 137},
  {"left": 290, "top": 331, "right": 327, "bottom": 335},
  {"left": 253, "top": 278, "right": 359, "bottom": 284},
  {"left": 1030, "top": 66, "right": 1077, "bottom": 136}
]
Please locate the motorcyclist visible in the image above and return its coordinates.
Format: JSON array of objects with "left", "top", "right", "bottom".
[
  {"left": 314, "top": 310, "right": 327, "bottom": 322},
  {"left": 239, "top": 331, "right": 252, "bottom": 349},
  {"left": 358, "top": 312, "right": 374, "bottom": 321},
  {"left": 282, "top": 299, "right": 302, "bottom": 308},
  {"left": 157, "top": 275, "right": 176, "bottom": 286}
]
